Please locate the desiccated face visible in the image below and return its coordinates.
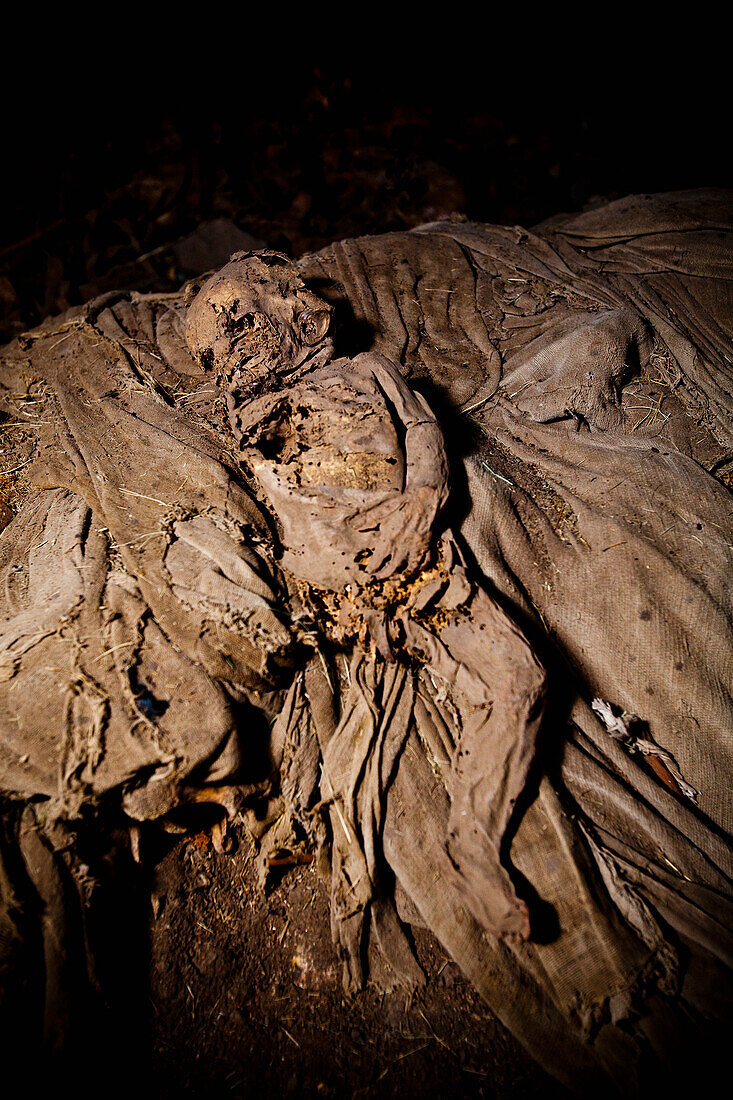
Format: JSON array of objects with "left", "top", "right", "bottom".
[{"left": 184, "top": 252, "right": 333, "bottom": 387}]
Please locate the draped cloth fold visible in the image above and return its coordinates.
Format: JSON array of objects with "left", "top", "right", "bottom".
[{"left": 1, "top": 191, "right": 732, "bottom": 1093}]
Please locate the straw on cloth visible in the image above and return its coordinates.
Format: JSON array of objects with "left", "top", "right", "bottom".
[{"left": 1, "top": 191, "right": 731, "bottom": 1093}]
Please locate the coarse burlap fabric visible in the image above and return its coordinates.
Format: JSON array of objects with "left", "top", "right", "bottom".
[{"left": 1, "top": 190, "right": 731, "bottom": 1093}]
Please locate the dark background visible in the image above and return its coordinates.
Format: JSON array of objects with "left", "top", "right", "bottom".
[{"left": 1, "top": 59, "right": 729, "bottom": 342}]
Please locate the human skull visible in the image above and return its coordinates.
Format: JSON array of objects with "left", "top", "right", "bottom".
[{"left": 184, "top": 251, "right": 333, "bottom": 388}]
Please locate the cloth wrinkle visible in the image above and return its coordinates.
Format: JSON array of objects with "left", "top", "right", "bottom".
[{"left": 1, "top": 192, "right": 732, "bottom": 1090}]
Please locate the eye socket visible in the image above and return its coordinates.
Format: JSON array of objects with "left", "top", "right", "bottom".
[
  {"left": 227, "top": 310, "right": 261, "bottom": 336},
  {"left": 298, "top": 308, "right": 330, "bottom": 346}
]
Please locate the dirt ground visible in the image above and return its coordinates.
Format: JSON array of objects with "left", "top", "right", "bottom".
[
  {"left": 1, "top": 67, "right": 728, "bottom": 1096},
  {"left": 139, "top": 820, "right": 566, "bottom": 1098}
]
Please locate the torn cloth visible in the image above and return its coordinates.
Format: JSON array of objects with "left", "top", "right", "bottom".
[{"left": 0, "top": 191, "right": 732, "bottom": 1095}]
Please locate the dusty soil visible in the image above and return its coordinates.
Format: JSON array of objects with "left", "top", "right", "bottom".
[
  {"left": 136, "top": 820, "right": 566, "bottom": 1098},
  {"left": 1, "top": 796, "right": 574, "bottom": 1099}
]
